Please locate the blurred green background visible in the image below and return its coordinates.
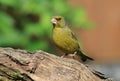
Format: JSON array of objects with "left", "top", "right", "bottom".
[{"left": 0, "top": 0, "right": 92, "bottom": 53}]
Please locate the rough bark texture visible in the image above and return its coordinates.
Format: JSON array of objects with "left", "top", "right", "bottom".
[{"left": 0, "top": 48, "right": 114, "bottom": 81}]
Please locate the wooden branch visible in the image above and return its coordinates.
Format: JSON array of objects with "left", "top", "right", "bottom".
[{"left": 0, "top": 48, "right": 114, "bottom": 81}]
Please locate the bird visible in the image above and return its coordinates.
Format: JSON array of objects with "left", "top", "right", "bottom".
[{"left": 51, "top": 16, "right": 93, "bottom": 62}]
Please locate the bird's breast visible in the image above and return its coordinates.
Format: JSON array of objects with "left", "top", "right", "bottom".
[{"left": 52, "top": 27, "right": 79, "bottom": 53}]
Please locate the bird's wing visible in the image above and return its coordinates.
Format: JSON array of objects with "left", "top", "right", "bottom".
[
  {"left": 67, "top": 27, "right": 78, "bottom": 42},
  {"left": 70, "top": 32, "right": 78, "bottom": 40},
  {"left": 67, "top": 28, "right": 80, "bottom": 46}
]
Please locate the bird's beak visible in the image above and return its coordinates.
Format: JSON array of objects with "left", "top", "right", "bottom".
[{"left": 51, "top": 18, "right": 57, "bottom": 24}]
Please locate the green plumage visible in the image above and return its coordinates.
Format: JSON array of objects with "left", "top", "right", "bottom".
[{"left": 51, "top": 16, "right": 93, "bottom": 62}]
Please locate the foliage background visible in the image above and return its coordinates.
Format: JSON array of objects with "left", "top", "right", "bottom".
[{"left": 0, "top": 0, "right": 91, "bottom": 52}]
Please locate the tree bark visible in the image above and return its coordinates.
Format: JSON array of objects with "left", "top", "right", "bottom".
[{"left": 0, "top": 48, "right": 114, "bottom": 81}]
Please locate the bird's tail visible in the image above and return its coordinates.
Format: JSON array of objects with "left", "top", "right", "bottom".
[{"left": 77, "top": 50, "right": 94, "bottom": 62}]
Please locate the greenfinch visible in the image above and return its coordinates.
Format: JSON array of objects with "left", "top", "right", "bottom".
[{"left": 51, "top": 16, "right": 93, "bottom": 62}]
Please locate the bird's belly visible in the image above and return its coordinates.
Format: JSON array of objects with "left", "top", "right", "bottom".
[{"left": 53, "top": 30, "right": 78, "bottom": 53}]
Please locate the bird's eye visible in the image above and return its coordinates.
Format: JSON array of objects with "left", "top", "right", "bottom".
[{"left": 56, "top": 18, "right": 61, "bottom": 21}]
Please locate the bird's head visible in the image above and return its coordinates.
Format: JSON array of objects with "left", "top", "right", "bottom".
[{"left": 51, "top": 16, "right": 66, "bottom": 28}]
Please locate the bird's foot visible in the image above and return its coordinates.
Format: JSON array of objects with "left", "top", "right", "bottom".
[
  {"left": 61, "top": 55, "right": 65, "bottom": 58},
  {"left": 61, "top": 54, "right": 67, "bottom": 58},
  {"left": 61, "top": 52, "right": 77, "bottom": 59},
  {"left": 68, "top": 52, "right": 77, "bottom": 59}
]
